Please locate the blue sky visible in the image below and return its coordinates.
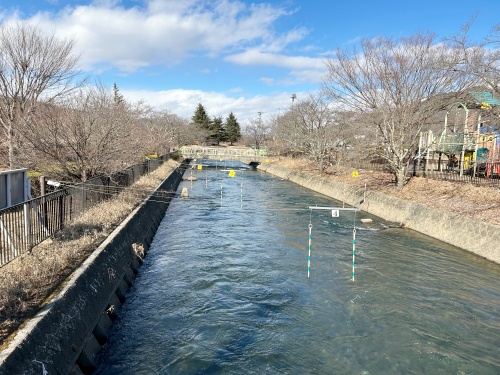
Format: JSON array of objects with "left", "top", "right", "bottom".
[{"left": 0, "top": 0, "right": 499, "bottom": 126}]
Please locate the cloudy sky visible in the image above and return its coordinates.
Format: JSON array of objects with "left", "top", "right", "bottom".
[{"left": 0, "top": 0, "right": 499, "bottom": 126}]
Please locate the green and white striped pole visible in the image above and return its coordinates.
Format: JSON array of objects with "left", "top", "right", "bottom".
[
  {"left": 307, "top": 206, "right": 359, "bottom": 279},
  {"left": 352, "top": 228, "right": 356, "bottom": 281},
  {"left": 307, "top": 223, "right": 313, "bottom": 278}
]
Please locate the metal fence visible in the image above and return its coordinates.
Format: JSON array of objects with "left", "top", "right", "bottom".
[
  {"left": 353, "top": 159, "right": 500, "bottom": 187},
  {"left": 419, "top": 163, "right": 500, "bottom": 186},
  {"left": 0, "top": 158, "right": 165, "bottom": 268}
]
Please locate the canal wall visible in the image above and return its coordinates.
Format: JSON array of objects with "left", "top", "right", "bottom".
[
  {"left": 258, "top": 164, "right": 500, "bottom": 265},
  {"left": 0, "top": 163, "right": 186, "bottom": 375}
]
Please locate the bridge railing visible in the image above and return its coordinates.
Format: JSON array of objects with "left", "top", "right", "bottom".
[{"left": 180, "top": 146, "right": 265, "bottom": 158}]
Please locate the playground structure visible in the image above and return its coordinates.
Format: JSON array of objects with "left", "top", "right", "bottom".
[{"left": 417, "top": 91, "right": 500, "bottom": 179}]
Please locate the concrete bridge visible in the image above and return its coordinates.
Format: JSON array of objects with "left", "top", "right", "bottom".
[{"left": 180, "top": 146, "right": 267, "bottom": 166}]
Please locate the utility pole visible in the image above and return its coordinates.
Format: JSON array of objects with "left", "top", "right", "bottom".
[
  {"left": 291, "top": 94, "right": 297, "bottom": 150},
  {"left": 256, "top": 111, "right": 263, "bottom": 150}
]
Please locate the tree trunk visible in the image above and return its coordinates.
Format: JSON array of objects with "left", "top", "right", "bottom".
[
  {"left": 8, "top": 127, "right": 15, "bottom": 169},
  {"left": 395, "top": 168, "right": 406, "bottom": 190}
]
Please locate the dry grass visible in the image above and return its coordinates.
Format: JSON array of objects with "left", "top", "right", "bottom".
[
  {"left": 269, "top": 157, "right": 500, "bottom": 227},
  {"left": 272, "top": 156, "right": 316, "bottom": 171},
  {"left": 392, "top": 177, "right": 500, "bottom": 225},
  {"left": 0, "top": 160, "right": 180, "bottom": 346}
]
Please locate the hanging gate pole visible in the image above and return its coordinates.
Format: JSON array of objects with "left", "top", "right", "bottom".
[
  {"left": 352, "top": 229, "right": 356, "bottom": 281},
  {"left": 307, "top": 223, "right": 313, "bottom": 278},
  {"left": 307, "top": 206, "right": 360, "bottom": 280}
]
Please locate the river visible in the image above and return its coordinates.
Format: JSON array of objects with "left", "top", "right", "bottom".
[{"left": 95, "top": 164, "right": 500, "bottom": 374}]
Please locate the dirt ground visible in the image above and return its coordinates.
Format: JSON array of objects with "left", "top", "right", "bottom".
[{"left": 271, "top": 157, "right": 500, "bottom": 227}]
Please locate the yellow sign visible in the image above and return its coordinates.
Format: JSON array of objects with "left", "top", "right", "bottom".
[
  {"left": 265, "top": 159, "right": 269, "bottom": 163},
  {"left": 351, "top": 171, "right": 359, "bottom": 178},
  {"left": 481, "top": 102, "right": 492, "bottom": 110},
  {"left": 219, "top": 158, "right": 223, "bottom": 161},
  {"left": 197, "top": 164, "right": 202, "bottom": 170},
  {"left": 228, "top": 170, "right": 236, "bottom": 178}
]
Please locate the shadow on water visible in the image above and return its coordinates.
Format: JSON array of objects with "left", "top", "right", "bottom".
[{"left": 95, "top": 168, "right": 500, "bottom": 375}]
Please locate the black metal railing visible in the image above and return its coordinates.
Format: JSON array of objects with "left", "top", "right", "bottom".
[
  {"left": 352, "top": 159, "right": 500, "bottom": 187},
  {"left": 0, "top": 158, "right": 166, "bottom": 268}
]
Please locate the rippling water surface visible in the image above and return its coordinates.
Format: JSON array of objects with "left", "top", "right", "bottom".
[{"left": 96, "top": 165, "right": 500, "bottom": 374}]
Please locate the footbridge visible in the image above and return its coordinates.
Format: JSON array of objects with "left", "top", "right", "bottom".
[{"left": 180, "top": 146, "right": 267, "bottom": 166}]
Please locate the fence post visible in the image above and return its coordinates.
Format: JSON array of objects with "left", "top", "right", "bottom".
[
  {"left": 23, "top": 202, "right": 32, "bottom": 252},
  {"left": 425, "top": 131, "right": 432, "bottom": 177},
  {"left": 69, "top": 194, "right": 73, "bottom": 222},
  {"left": 58, "top": 194, "right": 64, "bottom": 230},
  {"left": 40, "top": 176, "right": 48, "bottom": 228}
]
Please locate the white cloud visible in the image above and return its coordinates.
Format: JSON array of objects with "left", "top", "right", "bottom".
[
  {"left": 226, "top": 49, "right": 326, "bottom": 85},
  {"left": 0, "top": 1, "right": 323, "bottom": 121},
  {"left": 122, "top": 88, "right": 310, "bottom": 125},
  {"left": 3, "top": 0, "right": 300, "bottom": 72},
  {"left": 225, "top": 49, "right": 324, "bottom": 69}
]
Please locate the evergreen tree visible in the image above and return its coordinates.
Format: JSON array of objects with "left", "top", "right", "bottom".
[
  {"left": 113, "top": 83, "right": 125, "bottom": 106},
  {"left": 210, "top": 116, "right": 224, "bottom": 145},
  {"left": 224, "top": 112, "right": 241, "bottom": 145},
  {"left": 191, "top": 103, "right": 210, "bottom": 130}
]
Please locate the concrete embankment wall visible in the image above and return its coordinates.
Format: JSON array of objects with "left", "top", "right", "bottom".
[
  {"left": 258, "top": 164, "right": 500, "bottom": 265},
  {"left": 0, "top": 163, "right": 186, "bottom": 375}
]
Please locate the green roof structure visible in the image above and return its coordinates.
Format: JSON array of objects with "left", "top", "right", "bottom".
[{"left": 469, "top": 91, "right": 500, "bottom": 107}]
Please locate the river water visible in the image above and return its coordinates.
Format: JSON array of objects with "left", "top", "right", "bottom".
[{"left": 95, "top": 164, "right": 500, "bottom": 374}]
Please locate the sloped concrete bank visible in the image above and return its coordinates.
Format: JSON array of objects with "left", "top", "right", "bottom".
[
  {"left": 258, "top": 164, "right": 500, "bottom": 265},
  {"left": 0, "top": 163, "right": 187, "bottom": 375}
]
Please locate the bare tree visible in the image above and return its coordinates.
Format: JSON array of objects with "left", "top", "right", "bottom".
[
  {"left": 269, "top": 109, "right": 303, "bottom": 156},
  {"left": 0, "top": 23, "right": 81, "bottom": 169},
  {"left": 139, "top": 108, "right": 188, "bottom": 155},
  {"left": 445, "top": 19, "right": 500, "bottom": 97},
  {"left": 294, "top": 93, "right": 344, "bottom": 173},
  {"left": 174, "top": 121, "right": 209, "bottom": 147},
  {"left": 22, "top": 83, "right": 137, "bottom": 181},
  {"left": 323, "top": 33, "right": 473, "bottom": 189},
  {"left": 245, "top": 113, "right": 269, "bottom": 150}
]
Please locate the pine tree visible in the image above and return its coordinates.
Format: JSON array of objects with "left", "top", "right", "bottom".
[
  {"left": 113, "top": 83, "right": 125, "bottom": 106},
  {"left": 210, "top": 116, "right": 224, "bottom": 145},
  {"left": 191, "top": 103, "right": 210, "bottom": 130},
  {"left": 224, "top": 112, "right": 241, "bottom": 145}
]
